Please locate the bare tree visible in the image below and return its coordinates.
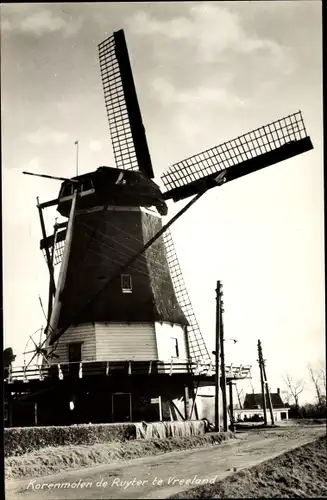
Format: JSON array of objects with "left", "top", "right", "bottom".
[
  {"left": 318, "top": 361, "right": 326, "bottom": 394},
  {"left": 308, "top": 365, "right": 323, "bottom": 406},
  {"left": 281, "top": 390, "right": 290, "bottom": 406},
  {"left": 283, "top": 374, "right": 305, "bottom": 410}
]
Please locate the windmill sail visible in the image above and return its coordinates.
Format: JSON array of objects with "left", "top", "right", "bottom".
[
  {"left": 163, "top": 229, "right": 211, "bottom": 364},
  {"left": 161, "top": 111, "right": 313, "bottom": 201},
  {"left": 41, "top": 227, "right": 67, "bottom": 266},
  {"left": 98, "top": 30, "right": 154, "bottom": 178},
  {"left": 47, "top": 190, "right": 78, "bottom": 337}
]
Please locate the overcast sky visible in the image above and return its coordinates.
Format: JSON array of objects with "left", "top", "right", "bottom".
[{"left": 1, "top": 2, "right": 324, "bottom": 403}]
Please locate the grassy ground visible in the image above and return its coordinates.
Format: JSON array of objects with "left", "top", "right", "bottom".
[
  {"left": 5, "top": 431, "right": 234, "bottom": 480},
  {"left": 170, "top": 435, "right": 327, "bottom": 498}
]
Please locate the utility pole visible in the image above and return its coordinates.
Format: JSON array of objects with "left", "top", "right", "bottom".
[
  {"left": 261, "top": 344, "right": 275, "bottom": 425},
  {"left": 220, "top": 295, "right": 228, "bottom": 432},
  {"left": 213, "top": 281, "right": 222, "bottom": 432},
  {"left": 75, "top": 140, "right": 79, "bottom": 176},
  {"left": 257, "top": 340, "right": 268, "bottom": 425},
  {"left": 229, "top": 382, "right": 235, "bottom": 432}
]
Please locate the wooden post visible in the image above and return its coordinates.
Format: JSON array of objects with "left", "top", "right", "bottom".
[
  {"left": 158, "top": 395, "right": 163, "bottom": 421},
  {"left": 235, "top": 384, "right": 243, "bottom": 409},
  {"left": 184, "top": 385, "right": 190, "bottom": 420},
  {"left": 229, "top": 382, "right": 235, "bottom": 432},
  {"left": 169, "top": 359, "right": 173, "bottom": 376},
  {"left": 214, "top": 280, "right": 221, "bottom": 432},
  {"left": 262, "top": 354, "right": 275, "bottom": 425},
  {"left": 34, "top": 402, "right": 38, "bottom": 426},
  {"left": 169, "top": 404, "right": 173, "bottom": 421},
  {"left": 190, "top": 379, "right": 200, "bottom": 420},
  {"left": 171, "top": 400, "right": 185, "bottom": 421},
  {"left": 258, "top": 340, "right": 268, "bottom": 425},
  {"left": 6, "top": 391, "right": 13, "bottom": 427},
  {"left": 37, "top": 198, "right": 56, "bottom": 299},
  {"left": 36, "top": 197, "right": 56, "bottom": 326},
  {"left": 220, "top": 311, "right": 228, "bottom": 432},
  {"left": 193, "top": 395, "right": 199, "bottom": 420},
  {"left": 46, "top": 223, "right": 59, "bottom": 324}
]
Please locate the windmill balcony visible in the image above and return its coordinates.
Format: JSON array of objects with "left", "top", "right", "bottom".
[{"left": 4, "top": 359, "right": 251, "bottom": 384}]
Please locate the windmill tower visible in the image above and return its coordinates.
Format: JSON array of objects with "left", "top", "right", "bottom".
[
  {"left": 42, "top": 30, "right": 211, "bottom": 369},
  {"left": 24, "top": 29, "right": 313, "bottom": 425}
]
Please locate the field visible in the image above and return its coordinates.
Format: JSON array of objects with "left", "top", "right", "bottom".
[
  {"left": 5, "top": 423, "right": 326, "bottom": 499},
  {"left": 5, "top": 431, "right": 234, "bottom": 480},
  {"left": 171, "top": 434, "right": 327, "bottom": 498}
]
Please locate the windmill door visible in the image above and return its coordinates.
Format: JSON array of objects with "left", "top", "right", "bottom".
[
  {"left": 68, "top": 342, "right": 82, "bottom": 377},
  {"left": 112, "top": 393, "right": 132, "bottom": 422}
]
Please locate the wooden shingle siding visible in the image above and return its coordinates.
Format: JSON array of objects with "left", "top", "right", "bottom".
[
  {"left": 95, "top": 322, "right": 158, "bottom": 361},
  {"left": 50, "top": 324, "right": 96, "bottom": 363}
]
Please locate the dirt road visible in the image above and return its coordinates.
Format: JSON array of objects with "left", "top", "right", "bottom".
[{"left": 6, "top": 426, "right": 325, "bottom": 500}]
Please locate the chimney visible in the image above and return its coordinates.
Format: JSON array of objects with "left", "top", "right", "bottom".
[{"left": 277, "top": 388, "right": 280, "bottom": 395}]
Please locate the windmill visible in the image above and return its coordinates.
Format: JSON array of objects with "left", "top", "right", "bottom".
[{"left": 22, "top": 29, "right": 313, "bottom": 424}]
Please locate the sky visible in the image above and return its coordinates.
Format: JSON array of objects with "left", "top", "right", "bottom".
[{"left": 1, "top": 1, "right": 324, "bottom": 404}]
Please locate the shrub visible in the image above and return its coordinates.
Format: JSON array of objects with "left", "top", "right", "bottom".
[
  {"left": 4, "top": 423, "right": 136, "bottom": 458},
  {"left": 5, "top": 420, "right": 210, "bottom": 458}
]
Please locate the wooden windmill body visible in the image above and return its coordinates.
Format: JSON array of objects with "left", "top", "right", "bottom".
[
  {"left": 47, "top": 166, "right": 192, "bottom": 367},
  {"left": 17, "top": 28, "right": 313, "bottom": 426}
]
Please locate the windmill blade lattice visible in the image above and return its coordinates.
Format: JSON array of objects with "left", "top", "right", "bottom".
[
  {"left": 162, "top": 111, "right": 313, "bottom": 201},
  {"left": 163, "top": 228, "right": 211, "bottom": 364},
  {"left": 41, "top": 228, "right": 67, "bottom": 266},
  {"left": 98, "top": 30, "right": 154, "bottom": 178}
]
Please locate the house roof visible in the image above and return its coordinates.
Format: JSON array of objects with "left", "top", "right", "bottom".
[{"left": 243, "top": 392, "right": 286, "bottom": 409}]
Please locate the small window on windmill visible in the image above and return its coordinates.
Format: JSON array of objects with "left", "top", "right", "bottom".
[
  {"left": 81, "top": 179, "right": 94, "bottom": 192},
  {"left": 170, "top": 337, "right": 179, "bottom": 358},
  {"left": 61, "top": 183, "right": 73, "bottom": 198},
  {"left": 121, "top": 274, "right": 132, "bottom": 293}
]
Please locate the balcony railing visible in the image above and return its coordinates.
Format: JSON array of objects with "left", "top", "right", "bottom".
[{"left": 4, "top": 359, "right": 251, "bottom": 383}]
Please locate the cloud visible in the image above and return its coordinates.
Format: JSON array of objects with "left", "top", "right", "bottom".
[
  {"left": 1, "top": 6, "right": 82, "bottom": 37},
  {"left": 20, "top": 10, "right": 68, "bottom": 36},
  {"left": 24, "top": 157, "right": 42, "bottom": 172},
  {"left": 89, "top": 140, "right": 103, "bottom": 152},
  {"left": 24, "top": 128, "right": 69, "bottom": 145},
  {"left": 1, "top": 18, "right": 12, "bottom": 32},
  {"left": 128, "top": 3, "right": 290, "bottom": 66},
  {"left": 151, "top": 77, "right": 249, "bottom": 109}
]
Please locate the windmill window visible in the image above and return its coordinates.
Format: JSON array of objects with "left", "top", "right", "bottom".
[
  {"left": 170, "top": 337, "right": 179, "bottom": 358},
  {"left": 61, "top": 183, "right": 73, "bottom": 198},
  {"left": 81, "top": 179, "right": 94, "bottom": 192},
  {"left": 121, "top": 274, "right": 132, "bottom": 293}
]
